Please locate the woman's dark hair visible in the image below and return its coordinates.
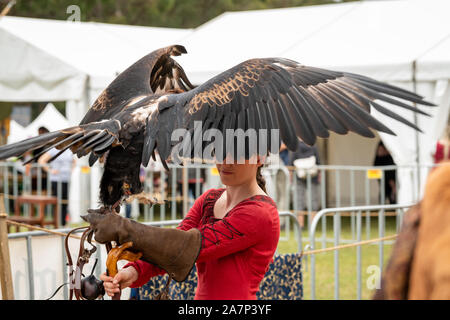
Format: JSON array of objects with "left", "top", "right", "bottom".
[{"left": 256, "top": 166, "right": 266, "bottom": 193}]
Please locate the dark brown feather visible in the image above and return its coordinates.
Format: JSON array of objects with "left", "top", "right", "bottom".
[{"left": 149, "top": 57, "right": 432, "bottom": 160}]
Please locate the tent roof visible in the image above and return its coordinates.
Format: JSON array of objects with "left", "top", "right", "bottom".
[
  {"left": 2, "top": 0, "right": 449, "bottom": 102},
  {"left": 0, "top": 16, "right": 192, "bottom": 77},
  {"left": 177, "top": 0, "right": 450, "bottom": 84},
  {"left": 282, "top": 0, "right": 450, "bottom": 81},
  {"left": 7, "top": 119, "right": 28, "bottom": 144},
  {"left": 26, "top": 102, "right": 69, "bottom": 133},
  {"left": 0, "top": 16, "right": 192, "bottom": 101},
  {"left": 416, "top": 33, "right": 450, "bottom": 80},
  {"left": 176, "top": 1, "right": 356, "bottom": 84}
]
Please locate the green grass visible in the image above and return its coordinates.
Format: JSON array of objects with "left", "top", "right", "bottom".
[{"left": 277, "top": 215, "right": 398, "bottom": 300}]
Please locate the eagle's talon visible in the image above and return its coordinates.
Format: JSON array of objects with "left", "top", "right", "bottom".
[{"left": 123, "top": 191, "right": 165, "bottom": 208}]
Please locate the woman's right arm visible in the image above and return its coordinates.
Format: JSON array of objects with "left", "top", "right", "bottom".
[{"left": 117, "top": 190, "right": 208, "bottom": 288}]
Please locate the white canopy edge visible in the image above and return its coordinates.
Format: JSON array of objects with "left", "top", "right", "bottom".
[
  {"left": 0, "top": 16, "right": 192, "bottom": 102},
  {"left": 0, "top": 28, "right": 87, "bottom": 101},
  {"left": 176, "top": 0, "right": 450, "bottom": 84}
]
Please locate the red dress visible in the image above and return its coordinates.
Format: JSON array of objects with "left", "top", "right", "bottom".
[{"left": 125, "top": 188, "right": 280, "bottom": 300}]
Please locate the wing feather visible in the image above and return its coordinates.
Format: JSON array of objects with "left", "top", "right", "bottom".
[
  {"left": 289, "top": 87, "right": 329, "bottom": 138},
  {"left": 311, "top": 85, "right": 375, "bottom": 137},
  {"left": 332, "top": 80, "right": 423, "bottom": 131},
  {"left": 298, "top": 86, "right": 348, "bottom": 135},
  {"left": 0, "top": 120, "right": 121, "bottom": 165}
]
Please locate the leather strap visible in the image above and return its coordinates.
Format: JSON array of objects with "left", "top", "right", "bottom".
[{"left": 64, "top": 226, "right": 97, "bottom": 300}]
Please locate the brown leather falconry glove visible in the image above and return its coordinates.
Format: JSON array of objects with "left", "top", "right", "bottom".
[{"left": 81, "top": 210, "right": 201, "bottom": 282}]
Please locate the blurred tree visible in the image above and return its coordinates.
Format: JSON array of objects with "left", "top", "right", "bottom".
[{"left": 3, "top": 0, "right": 358, "bottom": 28}]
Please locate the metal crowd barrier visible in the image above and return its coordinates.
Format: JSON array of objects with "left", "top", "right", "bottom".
[
  {"left": 265, "top": 163, "right": 435, "bottom": 242},
  {"left": 1, "top": 160, "right": 437, "bottom": 245},
  {"left": 308, "top": 204, "right": 414, "bottom": 300},
  {"left": 0, "top": 160, "right": 435, "bottom": 219},
  {"left": 0, "top": 162, "right": 70, "bottom": 227}
]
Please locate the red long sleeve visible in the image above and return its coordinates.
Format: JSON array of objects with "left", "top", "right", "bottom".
[
  {"left": 125, "top": 188, "right": 280, "bottom": 299},
  {"left": 124, "top": 190, "right": 206, "bottom": 288}
]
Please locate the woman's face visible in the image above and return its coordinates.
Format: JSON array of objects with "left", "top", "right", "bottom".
[{"left": 216, "top": 156, "right": 262, "bottom": 187}]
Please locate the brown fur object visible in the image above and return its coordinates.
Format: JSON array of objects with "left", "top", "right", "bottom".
[
  {"left": 374, "top": 162, "right": 450, "bottom": 299},
  {"left": 373, "top": 203, "right": 421, "bottom": 299},
  {"left": 408, "top": 162, "right": 450, "bottom": 299}
]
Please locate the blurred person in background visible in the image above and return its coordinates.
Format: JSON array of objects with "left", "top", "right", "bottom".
[
  {"left": 287, "top": 140, "right": 321, "bottom": 226},
  {"left": 33, "top": 126, "right": 50, "bottom": 157},
  {"left": 38, "top": 147, "right": 75, "bottom": 226},
  {"left": 24, "top": 126, "right": 50, "bottom": 190},
  {"left": 373, "top": 141, "right": 397, "bottom": 204},
  {"left": 279, "top": 143, "right": 289, "bottom": 166},
  {"left": 177, "top": 166, "right": 206, "bottom": 208}
]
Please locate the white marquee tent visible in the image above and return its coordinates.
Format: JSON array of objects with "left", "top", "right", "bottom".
[
  {"left": 176, "top": 0, "right": 450, "bottom": 204},
  {"left": 5, "top": 103, "right": 70, "bottom": 147},
  {"left": 9, "top": 103, "right": 69, "bottom": 142}
]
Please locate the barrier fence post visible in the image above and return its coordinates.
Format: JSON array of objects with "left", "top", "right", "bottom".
[
  {"left": 182, "top": 162, "right": 189, "bottom": 216},
  {"left": 0, "top": 195, "right": 14, "bottom": 299}
]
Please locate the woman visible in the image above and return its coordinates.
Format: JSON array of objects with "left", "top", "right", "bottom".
[
  {"left": 100, "top": 156, "right": 280, "bottom": 300},
  {"left": 38, "top": 147, "right": 74, "bottom": 226}
]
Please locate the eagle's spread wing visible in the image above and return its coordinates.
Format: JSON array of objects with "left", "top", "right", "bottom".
[
  {"left": 0, "top": 119, "right": 121, "bottom": 165},
  {"left": 145, "top": 57, "right": 434, "bottom": 164},
  {"left": 81, "top": 45, "right": 194, "bottom": 124}
]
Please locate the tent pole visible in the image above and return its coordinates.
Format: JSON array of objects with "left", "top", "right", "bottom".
[
  {"left": 412, "top": 60, "right": 421, "bottom": 198},
  {"left": 0, "top": 195, "right": 14, "bottom": 300}
]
